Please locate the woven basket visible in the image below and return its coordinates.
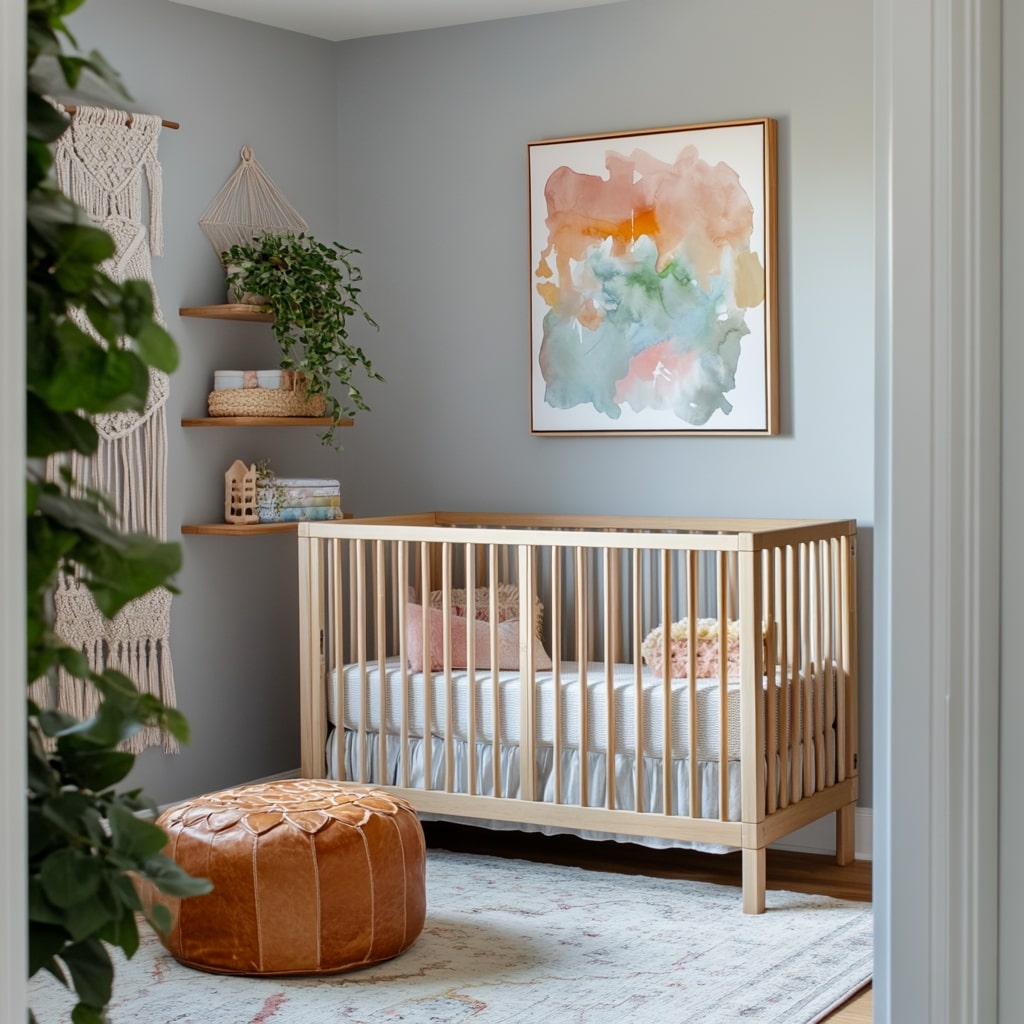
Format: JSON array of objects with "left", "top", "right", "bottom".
[{"left": 208, "top": 385, "right": 326, "bottom": 418}]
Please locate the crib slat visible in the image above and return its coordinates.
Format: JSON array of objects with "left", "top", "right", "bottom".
[
  {"left": 441, "top": 543, "right": 456, "bottom": 793},
  {"left": 396, "top": 542, "right": 410, "bottom": 788},
  {"left": 575, "top": 547, "right": 589, "bottom": 807},
  {"left": 519, "top": 544, "right": 536, "bottom": 803},
  {"left": 488, "top": 545, "right": 502, "bottom": 800},
  {"left": 800, "top": 543, "right": 813, "bottom": 797},
  {"left": 551, "top": 546, "right": 563, "bottom": 805},
  {"left": 297, "top": 532, "right": 326, "bottom": 779},
  {"left": 811, "top": 540, "right": 825, "bottom": 792},
  {"left": 839, "top": 536, "right": 856, "bottom": 782},
  {"left": 660, "top": 550, "right": 672, "bottom": 816},
  {"left": 353, "top": 539, "right": 368, "bottom": 782},
  {"left": 764, "top": 548, "right": 778, "bottom": 815},
  {"left": 329, "top": 538, "right": 343, "bottom": 781},
  {"left": 824, "top": 541, "right": 836, "bottom": 788},
  {"left": 841, "top": 534, "right": 858, "bottom": 782},
  {"left": 373, "top": 541, "right": 388, "bottom": 785},
  {"left": 632, "top": 550, "right": 645, "bottom": 815},
  {"left": 739, "top": 542, "right": 766, "bottom": 828},
  {"left": 603, "top": 547, "right": 616, "bottom": 811},
  {"left": 717, "top": 550, "right": 730, "bottom": 820},
  {"left": 686, "top": 550, "right": 699, "bottom": 819},
  {"left": 464, "top": 543, "right": 478, "bottom": 797},
  {"left": 419, "top": 543, "right": 433, "bottom": 791},
  {"left": 780, "top": 545, "right": 794, "bottom": 809}
]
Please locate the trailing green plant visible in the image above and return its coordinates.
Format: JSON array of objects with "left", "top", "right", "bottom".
[
  {"left": 223, "top": 231, "right": 382, "bottom": 447},
  {"left": 253, "top": 457, "right": 285, "bottom": 519},
  {"left": 26, "top": 3, "right": 211, "bottom": 1022}
]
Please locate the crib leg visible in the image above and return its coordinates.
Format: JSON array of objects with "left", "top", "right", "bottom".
[
  {"left": 836, "top": 803, "right": 856, "bottom": 866},
  {"left": 742, "top": 847, "right": 766, "bottom": 914}
]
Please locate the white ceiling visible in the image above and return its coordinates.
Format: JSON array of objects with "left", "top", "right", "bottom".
[{"left": 167, "top": 0, "right": 630, "bottom": 43}]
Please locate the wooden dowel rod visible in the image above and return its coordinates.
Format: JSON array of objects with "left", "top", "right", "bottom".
[{"left": 61, "top": 105, "right": 180, "bottom": 130}]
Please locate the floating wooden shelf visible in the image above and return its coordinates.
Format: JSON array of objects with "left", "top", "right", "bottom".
[
  {"left": 181, "top": 416, "right": 353, "bottom": 427},
  {"left": 181, "top": 522, "right": 298, "bottom": 536},
  {"left": 179, "top": 304, "right": 274, "bottom": 323},
  {"left": 182, "top": 512, "right": 354, "bottom": 536}
]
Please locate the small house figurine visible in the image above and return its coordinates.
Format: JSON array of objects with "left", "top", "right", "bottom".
[{"left": 224, "top": 459, "right": 259, "bottom": 524}]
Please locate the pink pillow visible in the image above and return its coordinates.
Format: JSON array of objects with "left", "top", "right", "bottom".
[
  {"left": 426, "top": 584, "right": 545, "bottom": 640},
  {"left": 405, "top": 604, "right": 552, "bottom": 672}
]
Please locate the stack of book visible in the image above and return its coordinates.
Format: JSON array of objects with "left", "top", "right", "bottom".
[{"left": 257, "top": 477, "right": 342, "bottom": 523}]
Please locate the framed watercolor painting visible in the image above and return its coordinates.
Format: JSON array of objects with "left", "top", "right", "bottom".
[{"left": 528, "top": 117, "right": 778, "bottom": 436}]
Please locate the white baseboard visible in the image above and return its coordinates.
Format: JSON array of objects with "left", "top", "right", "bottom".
[{"left": 770, "top": 807, "right": 873, "bottom": 861}]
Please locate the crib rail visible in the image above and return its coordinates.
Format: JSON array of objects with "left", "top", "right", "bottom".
[{"left": 297, "top": 514, "right": 858, "bottom": 911}]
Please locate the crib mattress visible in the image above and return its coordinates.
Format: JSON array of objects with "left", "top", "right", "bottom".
[{"left": 331, "top": 658, "right": 809, "bottom": 761}]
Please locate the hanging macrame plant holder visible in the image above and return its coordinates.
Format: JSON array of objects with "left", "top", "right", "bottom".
[
  {"left": 199, "top": 146, "right": 308, "bottom": 268},
  {"left": 43, "top": 104, "right": 177, "bottom": 753}
]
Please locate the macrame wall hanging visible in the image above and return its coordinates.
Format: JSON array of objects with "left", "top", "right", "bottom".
[
  {"left": 199, "top": 145, "right": 307, "bottom": 267},
  {"left": 48, "top": 104, "right": 177, "bottom": 753}
]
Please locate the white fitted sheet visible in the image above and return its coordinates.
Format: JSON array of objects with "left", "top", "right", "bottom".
[{"left": 330, "top": 658, "right": 814, "bottom": 762}]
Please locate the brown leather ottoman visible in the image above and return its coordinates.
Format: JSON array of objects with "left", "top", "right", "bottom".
[{"left": 139, "top": 779, "right": 426, "bottom": 975}]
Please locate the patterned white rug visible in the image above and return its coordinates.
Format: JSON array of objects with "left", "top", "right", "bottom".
[{"left": 29, "top": 850, "right": 872, "bottom": 1024}]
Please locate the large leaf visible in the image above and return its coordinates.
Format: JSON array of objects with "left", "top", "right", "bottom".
[
  {"left": 60, "top": 749, "right": 135, "bottom": 792},
  {"left": 132, "top": 318, "right": 179, "bottom": 373},
  {"left": 26, "top": 393, "right": 98, "bottom": 458},
  {"left": 106, "top": 804, "right": 168, "bottom": 862},
  {"left": 39, "top": 848, "right": 104, "bottom": 909},
  {"left": 33, "top": 488, "right": 182, "bottom": 617},
  {"left": 41, "top": 319, "right": 149, "bottom": 413},
  {"left": 28, "top": 922, "right": 69, "bottom": 979},
  {"left": 141, "top": 855, "right": 213, "bottom": 899},
  {"left": 63, "top": 893, "right": 117, "bottom": 944},
  {"left": 59, "top": 938, "right": 114, "bottom": 1015}
]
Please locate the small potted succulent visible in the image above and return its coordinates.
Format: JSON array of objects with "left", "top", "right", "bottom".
[{"left": 223, "top": 232, "right": 382, "bottom": 446}]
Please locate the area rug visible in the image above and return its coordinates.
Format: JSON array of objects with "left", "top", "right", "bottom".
[{"left": 28, "top": 850, "right": 872, "bottom": 1024}]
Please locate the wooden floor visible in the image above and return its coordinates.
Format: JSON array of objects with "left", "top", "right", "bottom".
[{"left": 423, "top": 822, "right": 872, "bottom": 1022}]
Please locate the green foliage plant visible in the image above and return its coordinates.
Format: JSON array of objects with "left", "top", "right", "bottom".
[
  {"left": 26, "top": 3, "right": 211, "bottom": 1021},
  {"left": 223, "top": 232, "right": 382, "bottom": 447}
]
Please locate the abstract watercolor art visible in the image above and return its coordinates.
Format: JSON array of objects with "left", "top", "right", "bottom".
[{"left": 529, "top": 118, "right": 778, "bottom": 435}]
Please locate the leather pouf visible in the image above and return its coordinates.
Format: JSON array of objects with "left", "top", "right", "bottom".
[{"left": 139, "top": 779, "right": 426, "bottom": 976}]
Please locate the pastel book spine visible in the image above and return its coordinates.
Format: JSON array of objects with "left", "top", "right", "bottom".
[
  {"left": 259, "top": 506, "right": 343, "bottom": 523},
  {"left": 259, "top": 495, "right": 341, "bottom": 509},
  {"left": 277, "top": 486, "right": 340, "bottom": 499}
]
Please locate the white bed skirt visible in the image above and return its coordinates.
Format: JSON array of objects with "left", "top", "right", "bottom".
[{"left": 326, "top": 728, "right": 824, "bottom": 854}]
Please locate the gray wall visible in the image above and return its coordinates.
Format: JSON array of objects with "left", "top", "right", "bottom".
[
  {"left": 67, "top": 0, "right": 351, "bottom": 802},
  {"left": 68, "top": 0, "right": 876, "bottom": 832},
  {"left": 334, "top": 0, "right": 875, "bottom": 813}
]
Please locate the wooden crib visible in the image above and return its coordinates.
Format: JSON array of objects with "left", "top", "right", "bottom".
[{"left": 297, "top": 512, "right": 859, "bottom": 913}]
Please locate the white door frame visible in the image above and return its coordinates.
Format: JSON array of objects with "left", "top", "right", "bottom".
[
  {"left": 2, "top": 0, "right": 27, "bottom": 1017},
  {"left": 874, "top": 0, "right": 1002, "bottom": 1020}
]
